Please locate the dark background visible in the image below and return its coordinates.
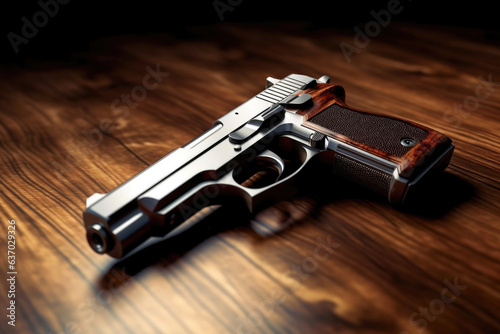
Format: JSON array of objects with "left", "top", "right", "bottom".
[{"left": 1, "top": 0, "right": 499, "bottom": 63}]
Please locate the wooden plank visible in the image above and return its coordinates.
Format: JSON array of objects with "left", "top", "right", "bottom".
[{"left": 1, "top": 22, "right": 499, "bottom": 333}]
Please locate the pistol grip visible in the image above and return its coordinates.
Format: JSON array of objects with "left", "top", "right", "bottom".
[{"left": 298, "top": 84, "right": 453, "bottom": 203}]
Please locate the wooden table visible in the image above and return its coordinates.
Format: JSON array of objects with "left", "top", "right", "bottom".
[{"left": 1, "top": 22, "right": 499, "bottom": 334}]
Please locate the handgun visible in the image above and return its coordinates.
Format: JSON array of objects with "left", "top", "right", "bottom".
[{"left": 83, "top": 74, "right": 454, "bottom": 258}]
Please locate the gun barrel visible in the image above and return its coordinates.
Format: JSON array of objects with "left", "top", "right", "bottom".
[{"left": 85, "top": 208, "right": 152, "bottom": 257}]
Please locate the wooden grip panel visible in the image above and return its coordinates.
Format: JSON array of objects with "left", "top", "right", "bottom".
[
  {"left": 297, "top": 84, "right": 452, "bottom": 179},
  {"left": 309, "top": 104, "right": 429, "bottom": 157}
]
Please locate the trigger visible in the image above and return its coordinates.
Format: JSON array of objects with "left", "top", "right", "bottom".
[{"left": 258, "top": 149, "right": 285, "bottom": 180}]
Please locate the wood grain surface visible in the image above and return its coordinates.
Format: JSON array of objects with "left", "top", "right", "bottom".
[{"left": 1, "top": 22, "right": 500, "bottom": 334}]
